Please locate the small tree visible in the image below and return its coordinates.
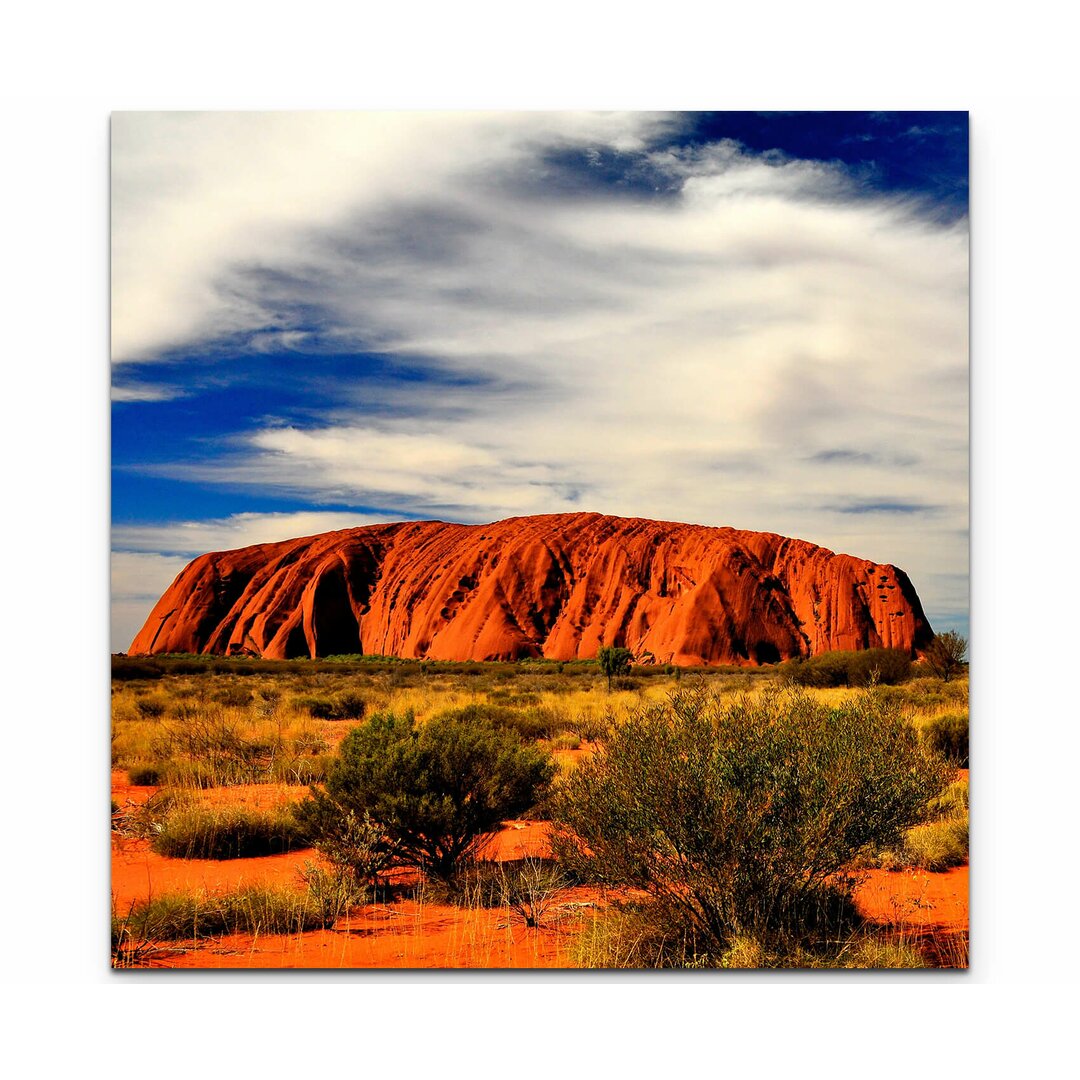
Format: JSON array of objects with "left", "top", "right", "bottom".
[
  {"left": 923, "top": 631, "right": 968, "bottom": 682},
  {"left": 298, "top": 711, "right": 555, "bottom": 881},
  {"left": 551, "top": 684, "right": 950, "bottom": 956},
  {"left": 597, "top": 645, "right": 633, "bottom": 691}
]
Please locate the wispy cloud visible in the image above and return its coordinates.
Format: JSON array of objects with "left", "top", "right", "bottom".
[
  {"left": 111, "top": 113, "right": 968, "bottom": 649},
  {"left": 111, "top": 383, "right": 188, "bottom": 403},
  {"left": 113, "top": 510, "right": 398, "bottom": 556}
]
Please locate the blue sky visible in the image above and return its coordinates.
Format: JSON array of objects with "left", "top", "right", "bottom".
[{"left": 112, "top": 111, "right": 968, "bottom": 651}]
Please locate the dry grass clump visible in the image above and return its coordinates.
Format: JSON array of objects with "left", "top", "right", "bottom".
[
  {"left": 571, "top": 903, "right": 932, "bottom": 970},
  {"left": 855, "top": 776, "right": 969, "bottom": 872},
  {"left": 112, "top": 693, "right": 335, "bottom": 788},
  {"left": 112, "top": 882, "right": 332, "bottom": 954},
  {"left": 150, "top": 802, "right": 307, "bottom": 859}
]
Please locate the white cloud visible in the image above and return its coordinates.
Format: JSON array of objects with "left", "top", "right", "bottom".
[
  {"left": 111, "top": 383, "right": 188, "bottom": 402},
  {"left": 111, "top": 111, "right": 672, "bottom": 363},
  {"left": 112, "top": 114, "right": 968, "bottom": 634},
  {"left": 113, "top": 510, "right": 397, "bottom": 555}
]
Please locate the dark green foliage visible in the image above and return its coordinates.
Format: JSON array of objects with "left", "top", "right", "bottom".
[
  {"left": 292, "top": 804, "right": 392, "bottom": 885},
  {"left": 111, "top": 661, "right": 164, "bottom": 681},
  {"left": 596, "top": 645, "right": 633, "bottom": 690},
  {"left": 211, "top": 685, "right": 252, "bottom": 707},
  {"left": 923, "top": 631, "right": 968, "bottom": 682},
  {"left": 551, "top": 684, "right": 949, "bottom": 957},
  {"left": 435, "top": 702, "right": 561, "bottom": 741},
  {"left": 127, "top": 763, "right": 163, "bottom": 786},
  {"left": 921, "top": 712, "right": 969, "bottom": 767},
  {"left": 292, "top": 692, "right": 366, "bottom": 720},
  {"left": 300, "top": 711, "right": 556, "bottom": 880},
  {"left": 781, "top": 648, "right": 912, "bottom": 688}
]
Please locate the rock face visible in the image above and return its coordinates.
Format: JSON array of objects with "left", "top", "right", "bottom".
[{"left": 129, "top": 512, "right": 933, "bottom": 665}]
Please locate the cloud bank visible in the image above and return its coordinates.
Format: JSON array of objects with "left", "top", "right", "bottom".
[{"left": 111, "top": 113, "right": 968, "bottom": 651}]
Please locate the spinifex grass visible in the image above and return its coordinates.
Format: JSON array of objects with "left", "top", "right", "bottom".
[
  {"left": 113, "top": 882, "right": 332, "bottom": 948},
  {"left": 854, "top": 775, "right": 969, "bottom": 872},
  {"left": 150, "top": 802, "right": 307, "bottom": 859}
]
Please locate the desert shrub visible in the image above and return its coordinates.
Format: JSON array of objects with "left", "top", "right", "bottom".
[
  {"left": 147, "top": 708, "right": 329, "bottom": 787},
  {"left": 112, "top": 660, "right": 164, "bottom": 681},
  {"left": 552, "top": 684, "right": 949, "bottom": 958},
  {"left": 298, "top": 710, "right": 555, "bottom": 880},
  {"left": 865, "top": 818, "right": 968, "bottom": 873},
  {"left": 442, "top": 857, "right": 573, "bottom": 927},
  {"left": 298, "top": 862, "right": 369, "bottom": 925},
  {"left": 113, "top": 788, "right": 193, "bottom": 839},
  {"left": 151, "top": 804, "right": 307, "bottom": 859},
  {"left": 782, "top": 648, "right": 912, "bottom": 688},
  {"left": 435, "top": 702, "right": 561, "bottom": 741},
  {"left": 127, "top": 763, "right": 163, "bottom": 786},
  {"left": 211, "top": 686, "right": 252, "bottom": 708},
  {"left": 611, "top": 676, "right": 641, "bottom": 692},
  {"left": 847, "top": 648, "right": 912, "bottom": 686},
  {"left": 487, "top": 690, "right": 541, "bottom": 707},
  {"left": 927, "top": 777, "right": 968, "bottom": 820},
  {"left": 152, "top": 710, "right": 273, "bottom": 786},
  {"left": 923, "top": 631, "right": 968, "bottom": 682},
  {"left": 293, "top": 805, "right": 392, "bottom": 885},
  {"left": 894, "top": 819, "right": 968, "bottom": 872},
  {"left": 292, "top": 692, "right": 366, "bottom": 720},
  {"left": 922, "top": 712, "right": 969, "bottom": 767},
  {"left": 135, "top": 697, "right": 167, "bottom": 718},
  {"left": 572, "top": 713, "right": 611, "bottom": 743},
  {"left": 496, "top": 857, "right": 574, "bottom": 928}
]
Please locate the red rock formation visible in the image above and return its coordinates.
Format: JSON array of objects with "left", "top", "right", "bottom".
[{"left": 129, "top": 513, "right": 933, "bottom": 664}]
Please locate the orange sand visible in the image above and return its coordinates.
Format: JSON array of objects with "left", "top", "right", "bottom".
[{"left": 113, "top": 774, "right": 968, "bottom": 969}]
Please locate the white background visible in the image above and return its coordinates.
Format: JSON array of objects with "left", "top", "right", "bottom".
[{"left": 1, "top": 1, "right": 1077, "bottom": 1074}]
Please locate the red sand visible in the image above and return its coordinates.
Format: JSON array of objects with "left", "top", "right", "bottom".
[
  {"left": 157, "top": 890, "right": 601, "bottom": 969},
  {"left": 113, "top": 776, "right": 969, "bottom": 968}
]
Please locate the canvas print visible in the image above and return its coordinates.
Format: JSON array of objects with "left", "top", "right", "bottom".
[{"left": 111, "top": 111, "right": 969, "bottom": 970}]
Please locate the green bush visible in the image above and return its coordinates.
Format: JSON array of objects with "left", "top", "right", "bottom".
[
  {"left": 299, "top": 710, "right": 556, "bottom": 880},
  {"left": 436, "top": 702, "right": 562, "bottom": 741},
  {"left": 781, "top": 648, "right": 912, "bottom": 688},
  {"left": 292, "top": 805, "right": 392, "bottom": 885},
  {"left": 922, "top": 712, "right": 969, "bottom": 767},
  {"left": 923, "top": 631, "right": 968, "bottom": 682},
  {"left": 552, "top": 684, "right": 950, "bottom": 958}
]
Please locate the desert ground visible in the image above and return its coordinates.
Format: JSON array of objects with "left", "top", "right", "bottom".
[{"left": 111, "top": 655, "right": 968, "bottom": 970}]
